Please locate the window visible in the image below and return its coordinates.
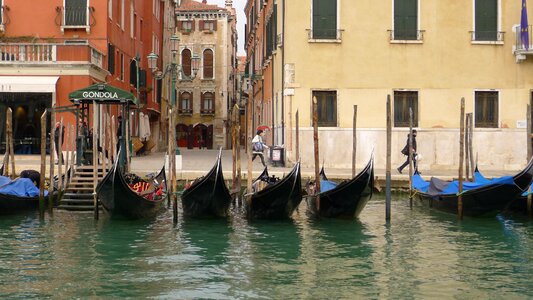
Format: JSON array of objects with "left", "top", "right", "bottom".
[
  {"left": 201, "top": 20, "right": 216, "bottom": 31},
  {"left": 312, "top": 0, "right": 337, "bottom": 39},
  {"left": 64, "top": 0, "right": 88, "bottom": 26},
  {"left": 179, "top": 21, "right": 194, "bottom": 33},
  {"left": 120, "top": 0, "right": 125, "bottom": 29},
  {"left": 120, "top": 53, "right": 124, "bottom": 81},
  {"left": 201, "top": 92, "right": 215, "bottom": 114},
  {"left": 474, "top": 0, "right": 498, "bottom": 41},
  {"left": 181, "top": 49, "right": 192, "bottom": 77},
  {"left": 153, "top": 0, "right": 160, "bottom": 20},
  {"left": 129, "top": 59, "right": 138, "bottom": 86},
  {"left": 475, "top": 91, "right": 498, "bottom": 128},
  {"left": 203, "top": 49, "right": 213, "bottom": 79},
  {"left": 179, "top": 92, "right": 192, "bottom": 114},
  {"left": 394, "top": 91, "right": 418, "bottom": 127},
  {"left": 313, "top": 91, "right": 337, "bottom": 127},
  {"left": 108, "top": 0, "right": 112, "bottom": 20},
  {"left": 394, "top": 0, "right": 418, "bottom": 40},
  {"left": 108, "top": 43, "right": 115, "bottom": 74},
  {"left": 130, "top": 0, "right": 134, "bottom": 38}
]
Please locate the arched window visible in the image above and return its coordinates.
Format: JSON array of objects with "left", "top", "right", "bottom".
[
  {"left": 203, "top": 49, "right": 213, "bottom": 79},
  {"left": 179, "top": 91, "right": 192, "bottom": 114},
  {"left": 181, "top": 49, "right": 191, "bottom": 77},
  {"left": 201, "top": 92, "right": 214, "bottom": 114}
]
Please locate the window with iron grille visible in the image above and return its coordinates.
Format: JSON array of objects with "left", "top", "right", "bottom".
[
  {"left": 474, "top": 0, "right": 498, "bottom": 41},
  {"left": 475, "top": 91, "right": 498, "bottom": 128},
  {"left": 394, "top": 91, "right": 418, "bottom": 127},
  {"left": 65, "top": 0, "right": 88, "bottom": 26},
  {"left": 312, "top": 0, "right": 337, "bottom": 39},
  {"left": 201, "top": 92, "right": 215, "bottom": 114},
  {"left": 181, "top": 49, "right": 192, "bottom": 77},
  {"left": 203, "top": 49, "right": 213, "bottom": 79},
  {"left": 394, "top": 0, "right": 418, "bottom": 40},
  {"left": 313, "top": 91, "right": 337, "bottom": 127},
  {"left": 179, "top": 92, "right": 192, "bottom": 114},
  {"left": 180, "top": 21, "right": 193, "bottom": 33},
  {"left": 108, "top": 43, "right": 115, "bottom": 74}
]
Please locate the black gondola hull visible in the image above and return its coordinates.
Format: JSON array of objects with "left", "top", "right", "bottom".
[
  {"left": 248, "top": 163, "right": 302, "bottom": 220},
  {"left": 181, "top": 154, "right": 231, "bottom": 218},
  {"left": 308, "top": 158, "right": 374, "bottom": 219},
  {"left": 97, "top": 165, "right": 166, "bottom": 219},
  {"left": 416, "top": 159, "right": 533, "bottom": 216}
]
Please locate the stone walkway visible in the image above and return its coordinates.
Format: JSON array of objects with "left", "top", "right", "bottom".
[{"left": 3, "top": 149, "right": 518, "bottom": 186}]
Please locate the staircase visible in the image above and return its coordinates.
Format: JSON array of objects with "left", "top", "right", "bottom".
[{"left": 57, "top": 165, "right": 108, "bottom": 211}]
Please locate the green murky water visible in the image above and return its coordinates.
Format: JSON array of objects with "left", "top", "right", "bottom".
[{"left": 1, "top": 194, "right": 532, "bottom": 298}]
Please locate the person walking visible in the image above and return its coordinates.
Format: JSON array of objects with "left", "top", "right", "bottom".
[
  {"left": 54, "top": 122, "right": 64, "bottom": 163},
  {"left": 252, "top": 129, "right": 269, "bottom": 167},
  {"left": 397, "top": 129, "right": 418, "bottom": 174}
]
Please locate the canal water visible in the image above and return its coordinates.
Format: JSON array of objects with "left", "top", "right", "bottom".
[{"left": 1, "top": 193, "right": 533, "bottom": 298}]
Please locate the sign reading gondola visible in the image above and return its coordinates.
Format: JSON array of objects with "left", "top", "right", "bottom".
[{"left": 69, "top": 83, "right": 138, "bottom": 105}]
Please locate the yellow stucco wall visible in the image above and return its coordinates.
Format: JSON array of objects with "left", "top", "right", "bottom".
[{"left": 280, "top": 0, "right": 533, "bottom": 128}]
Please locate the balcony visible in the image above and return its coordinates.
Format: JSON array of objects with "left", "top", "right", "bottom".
[
  {"left": 513, "top": 24, "right": 533, "bottom": 62},
  {"left": 178, "top": 108, "right": 192, "bottom": 115},
  {"left": 0, "top": 42, "right": 103, "bottom": 69}
]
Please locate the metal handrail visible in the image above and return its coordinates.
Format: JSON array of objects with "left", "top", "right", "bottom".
[
  {"left": 388, "top": 29, "right": 425, "bottom": 41},
  {"left": 469, "top": 31, "right": 505, "bottom": 42}
]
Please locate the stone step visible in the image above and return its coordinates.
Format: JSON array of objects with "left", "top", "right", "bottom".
[
  {"left": 65, "top": 187, "right": 95, "bottom": 192},
  {"left": 62, "top": 193, "right": 94, "bottom": 199},
  {"left": 57, "top": 205, "right": 96, "bottom": 211},
  {"left": 60, "top": 199, "right": 94, "bottom": 205}
]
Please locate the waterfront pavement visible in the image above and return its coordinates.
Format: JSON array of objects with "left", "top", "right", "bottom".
[{"left": 4, "top": 149, "right": 516, "bottom": 187}]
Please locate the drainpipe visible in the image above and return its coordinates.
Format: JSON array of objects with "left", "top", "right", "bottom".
[{"left": 281, "top": 0, "right": 285, "bottom": 145}]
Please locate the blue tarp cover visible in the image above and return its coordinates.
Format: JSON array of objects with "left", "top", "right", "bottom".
[
  {"left": 320, "top": 180, "right": 338, "bottom": 193},
  {"left": 0, "top": 177, "right": 47, "bottom": 197},
  {"left": 412, "top": 172, "right": 514, "bottom": 196}
]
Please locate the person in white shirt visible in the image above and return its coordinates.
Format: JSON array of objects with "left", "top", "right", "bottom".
[{"left": 251, "top": 129, "right": 269, "bottom": 167}]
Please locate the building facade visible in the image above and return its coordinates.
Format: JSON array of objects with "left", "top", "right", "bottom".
[
  {"left": 246, "top": 0, "right": 533, "bottom": 171},
  {"left": 0, "top": 0, "right": 174, "bottom": 154},
  {"left": 175, "top": 0, "right": 237, "bottom": 149}
]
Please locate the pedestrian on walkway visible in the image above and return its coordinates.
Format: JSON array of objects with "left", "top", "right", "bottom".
[
  {"left": 397, "top": 129, "right": 418, "bottom": 174},
  {"left": 54, "top": 122, "right": 64, "bottom": 163},
  {"left": 252, "top": 129, "right": 269, "bottom": 167}
]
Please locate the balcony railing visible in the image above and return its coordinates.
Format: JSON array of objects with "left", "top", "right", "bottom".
[
  {"left": 515, "top": 25, "right": 533, "bottom": 52},
  {"left": 0, "top": 42, "right": 103, "bottom": 68},
  {"left": 470, "top": 31, "right": 505, "bottom": 42},
  {"left": 388, "top": 30, "right": 425, "bottom": 42},
  {"left": 200, "top": 109, "right": 215, "bottom": 115},
  {"left": 307, "top": 29, "right": 344, "bottom": 41},
  {"left": 57, "top": 5, "right": 94, "bottom": 33},
  {"left": 178, "top": 108, "right": 193, "bottom": 115}
]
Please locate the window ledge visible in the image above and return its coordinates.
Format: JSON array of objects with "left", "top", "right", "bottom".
[
  {"left": 390, "top": 40, "right": 423, "bottom": 44},
  {"left": 200, "top": 112, "right": 215, "bottom": 116},
  {"left": 471, "top": 41, "right": 504, "bottom": 45},
  {"left": 308, "top": 39, "right": 342, "bottom": 44},
  {"left": 201, "top": 78, "right": 215, "bottom": 82},
  {"left": 61, "top": 25, "right": 90, "bottom": 33},
  {"left": 178, "top": 112, "right": 192, "bottom": 116}
]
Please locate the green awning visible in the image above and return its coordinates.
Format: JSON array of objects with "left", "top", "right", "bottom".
[{"left": 69, "top": 83, "right": 138, "bottom": 105}]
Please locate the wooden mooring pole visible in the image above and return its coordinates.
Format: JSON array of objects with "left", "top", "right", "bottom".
[
  {"left": 468, "top": 113, "right": 474, "bottom": 179},
  {"left": 386, "top": 95, "right": 392, "bottom": 221},
  {"left": 458, "top": 97, "right": 465, "bottom": 220},
  {"left": 58, "top": 117, "right": 64, "bottom": 192},
  {"left": 39, "top": 111, "right": 47, "bottom": 217},
  {"left": 48, "top": 105, "right": 56, "bottom": 212},
  {"left": 246, "top": 96, "right": 253, "bottom": 200},
  {"left": 352, "top": 105, "right": 357, "bottom": 177},
  {"left": 312, "top": 96, "right": 320, "bottom": 212},
  {"left": 295, "top": 110, "right": 299, "bottom": 161},
  {"left": 526, "top": 104, "right": 533, "bottom": 217},
  {"left": 93, "top": 102, "right": 99, "bottom": 220},
  {"left": 408, "top": 107, "right": 414, "bottom": 207},
  {"left": 170, "top": 108, "right": 178, "bottom": 224},
  {"left": 465, "top": 114, "right": 471, "bottom": 181}
]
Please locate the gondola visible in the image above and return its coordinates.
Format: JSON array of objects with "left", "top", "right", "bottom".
[
  {"left": 412, "top": 158, "right": 533, "bottom": 216},
  {"left": 96, "top": 149, "right": 167, "bottom": 219},
  {"left": 306, "top": 157, "right": 374, "bottom": 218},
  {"left": 0, "top": 172, "right": 50, "bottom": 214},
  {"left": 181, "top": 149, "right": 231, "bottom": 218},
  {"left": 246, "top": 161, "right": 302, "bottom": 220}
]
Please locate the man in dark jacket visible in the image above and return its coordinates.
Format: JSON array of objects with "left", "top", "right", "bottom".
[{"left": 397, "top": 129, "right": 417, "bottom": 174}]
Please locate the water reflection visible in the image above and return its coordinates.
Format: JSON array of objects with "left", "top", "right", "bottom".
[{"left": 0, "top": 194, "right": 533, "bottom": 298}]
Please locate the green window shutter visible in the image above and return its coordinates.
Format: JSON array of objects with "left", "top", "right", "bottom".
[
  {"left": 475, "top": 0, "right": 498, "bottom": 41},
  {"left": 313, "top": 0, "right": 337, "bottom": 39},
  {"left": 65, "top": 0, "right": 87, "bottom": 26},
  {"left": 394, "top": 0, "right": 417, "bottom": 40}
]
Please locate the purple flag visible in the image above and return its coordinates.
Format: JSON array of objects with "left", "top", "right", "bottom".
[{"left": 522, "top": 0, "right": 529, "bottom": 50}]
